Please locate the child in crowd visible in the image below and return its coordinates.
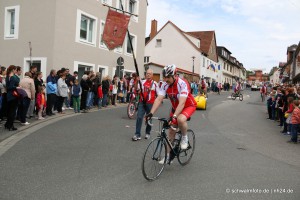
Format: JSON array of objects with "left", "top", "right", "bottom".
[
  {"left": 36, "top": 86, "right": 46, "bottom": 120},
  {"left": 285, "top": 97, "right": 295, "bottom": 135},
  {"left": 288, "top": 100, "right": 300, "bottom": 144},
  {"left": 72, "top": 79, "right": 82, "bottom": 113},
  {"left": 97, "top": 83, "right": 103, "bottom": 110}
]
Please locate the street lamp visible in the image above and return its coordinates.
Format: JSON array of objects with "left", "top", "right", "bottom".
[{"left": 191, "top": 56, "right": 195, "bottom": 81}]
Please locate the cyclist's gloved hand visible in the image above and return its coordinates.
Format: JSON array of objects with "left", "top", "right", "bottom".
[
  {"left": 145, "top": 113, "right": 153, "bottom": 121},
  {"left": 168, "top": 116, "right": 177, "bottom": 125}
]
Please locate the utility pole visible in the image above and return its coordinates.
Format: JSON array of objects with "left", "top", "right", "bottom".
[
  {"left": 192, "top": 56, "right": 195, "bottom": 81},
  {"left": 29, "top": 42, "right": 32, "bottom": 67}
]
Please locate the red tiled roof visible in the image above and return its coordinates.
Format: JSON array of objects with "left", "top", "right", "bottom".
[{"left": 186, "top": 31, "right": 215, "bottom": 55}]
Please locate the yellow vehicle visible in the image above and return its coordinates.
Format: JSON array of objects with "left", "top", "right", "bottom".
[{"left": 194, "top": 93, "right": 207, "bottom": 110}]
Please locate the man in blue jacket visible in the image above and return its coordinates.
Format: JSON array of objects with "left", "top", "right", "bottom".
[{"left": 46, "top": 69, "right": 57, "bottom": 116}]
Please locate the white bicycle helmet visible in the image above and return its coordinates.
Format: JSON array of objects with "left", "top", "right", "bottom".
[{"left": 162, "top": 64, "right": 177, "bottom": 77}]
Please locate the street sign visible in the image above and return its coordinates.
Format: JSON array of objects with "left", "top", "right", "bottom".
[{"left": 117, "top": 57, "right": 124, "bottom": 65}]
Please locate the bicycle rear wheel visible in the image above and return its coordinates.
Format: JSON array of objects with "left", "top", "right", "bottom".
[
  {"left": 127, "top": 102, "right": 137, "bottom": 119},
  {"left": 177, "top": 129, "right": 195, "bottom": 166},
  {"left": 142, "top": 137, "right": 167, "bottom": 181}
]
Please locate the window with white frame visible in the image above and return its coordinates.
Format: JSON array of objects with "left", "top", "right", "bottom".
[
  {"left": 80, "top": 16, "right": 94, "bottom": 42},
  {"left": 4, "top": 5, "right": 20, "bottom": 39},
  {"left": 128, "top": 0, "right": 139, "bottom": 22},
  {"left": 74, "top": 61, "right": 95, "bottom": 81},
  {"left": 125, "top": 33, "right": 137, "bottom": 55},
  {"left": 116, "top": 0, "right": 126, "bottom": 10},
  {"left": 99, "top": 20, "right": 108, "bottom": 49},
  {"left": 144, "top": 56, "right": 150, "bottom": 63},
  {"left": 76, "top": 10, "right": 98, "bottom": 46},
  {"left": 156, "top": 39, "right": 162, "bottom": 47}
]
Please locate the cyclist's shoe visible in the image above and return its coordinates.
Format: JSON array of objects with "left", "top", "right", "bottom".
[
  {"left": 145, "top": 134, "right": 150, "bottom": 139},
  {"left": 158, "top": 157, "right": 173, "bottom": 165},
  {"left": 132, "top": 135, "right": 141, "bottom": 141},
  {"left": 180, "top": 136, "right": 189, "bottom": 150}
]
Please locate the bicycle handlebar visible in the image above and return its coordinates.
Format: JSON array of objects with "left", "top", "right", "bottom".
[
  {"left": 147, "top": 117, "right": 178, "bottom": 131},
  {"left": 147, "top": 117, "right": 160, "bottom": 127}
]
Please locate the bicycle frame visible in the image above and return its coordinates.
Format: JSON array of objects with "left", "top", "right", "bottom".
[
  {"left": 152, "top": 118, "right": 180, "bottom": 158},
  {"left": 142, "top": 117, "right": 195, "bottom": 180}
]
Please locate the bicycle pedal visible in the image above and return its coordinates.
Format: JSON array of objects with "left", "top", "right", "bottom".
[{"left": 167, "top": 159, "right": 174, "bottom": 165}]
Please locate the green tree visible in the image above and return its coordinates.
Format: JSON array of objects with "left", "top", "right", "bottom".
[
  {"left": 269, "top": 66, "right": 278, "bottom": 76},
  {"left": 246, "top": 70, "right": 253, "bottom": 77}
]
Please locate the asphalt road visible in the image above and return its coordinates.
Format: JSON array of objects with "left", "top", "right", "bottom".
[{"left": 0, "top": 90, "right": 299, "bottom": 200}]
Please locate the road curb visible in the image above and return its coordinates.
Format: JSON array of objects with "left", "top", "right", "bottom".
[{"left": 0, "top": 103, "right": 128, "bottom": 144}]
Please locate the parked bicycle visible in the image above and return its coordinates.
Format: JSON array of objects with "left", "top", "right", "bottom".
[
  {"left": 142, "top": 117, "right": 195, "bottom": 181},
  {"left": 231, "top": 91, "right": 243, "bottom": 101},
  {"left": 127, "top": 92, "right": 140, "bottom": 119}
]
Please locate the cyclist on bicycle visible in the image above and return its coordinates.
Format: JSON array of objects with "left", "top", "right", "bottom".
[
  {"left": 145, "top": 65, "right": 197, "bottom": 162},
  {"left": 260, "top": 83, "right": 267, "bottom": 96},
  {"left": 234, "top": 81, "right": 241, "bottom": 95},
  {"left": 200, "top": 78, "right": 207, "bottom": 95}
]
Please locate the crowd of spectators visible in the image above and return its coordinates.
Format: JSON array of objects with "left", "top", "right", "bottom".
[
  {"left": 265, "top": 83, "right": 300, "bottom": 144},
  {"left": 0, "top": 65, "right": 135, "bottom": 131}
]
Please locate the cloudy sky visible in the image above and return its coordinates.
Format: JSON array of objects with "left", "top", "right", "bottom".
[{"left": 145, "top": 0, "right": 300, "bottom": 72}]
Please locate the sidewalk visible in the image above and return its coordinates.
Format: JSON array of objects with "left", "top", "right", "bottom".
[{"left": 0, "top": 103, "right": 128, "bottom": 143}]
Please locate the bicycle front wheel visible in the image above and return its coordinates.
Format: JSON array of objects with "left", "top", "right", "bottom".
[
  {"left": 142, "top": 137, "right": 167, "bottom": 181},
  {"left": 127, "top": 102, "right": 137, "bottom": 119},
  {"left": 231, "top": 93, "right": 236, "bottom": 100},
  {"left": 178, "top": 129, "right": 195, "bottom": 166},
  {"left": 239, "top": 94, "right": 243, "bottom": 101}
]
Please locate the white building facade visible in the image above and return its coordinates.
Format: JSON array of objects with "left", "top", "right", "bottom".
[
  {"left": 145, "top": 20, "right": 221, "bottom": 83},
  {"left": 269, "top": 68, "right": 280, "bottom": 85},
  {"left": 0, "top": 0, "right": 148, "bottom": 80}
]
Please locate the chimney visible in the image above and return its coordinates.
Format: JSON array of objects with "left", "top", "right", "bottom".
[{"left": 150, "top": 19, "right": 157, "bottom": 39}]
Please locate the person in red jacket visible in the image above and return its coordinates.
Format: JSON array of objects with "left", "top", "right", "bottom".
[
  {"left": 97, "top": 83, "right": 103, "bottom": 110},
  {"left": 285, "top": 97, "right": 295, "bottom": 135},
  {"left": 36, "top": 86, "right": 47, "bottom": 120},
  {"left": 288, "top": 100, "right": 300, "bottom": 144}
]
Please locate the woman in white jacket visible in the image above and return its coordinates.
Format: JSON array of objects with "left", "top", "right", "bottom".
[{"left": 56, "top": 75, "right": 68, "bottom": 114}]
